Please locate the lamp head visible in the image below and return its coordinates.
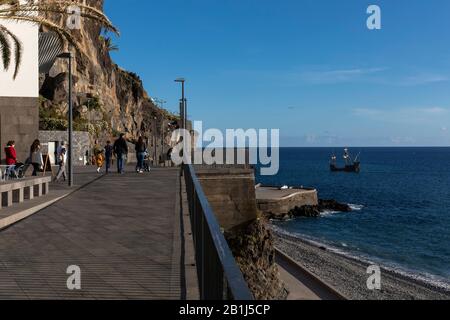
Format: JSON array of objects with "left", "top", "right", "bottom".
[{"left": 57, "top": 52, "right": 71, "bottom": 59}]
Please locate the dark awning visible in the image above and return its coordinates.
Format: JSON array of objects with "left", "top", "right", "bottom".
[{"left": 38, "top": 32, "right": 63, "bottom": 74}]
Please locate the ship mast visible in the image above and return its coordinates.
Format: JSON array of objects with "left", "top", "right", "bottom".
[{"left": 343, "top": 148, "right": 351, "bottom": 166}]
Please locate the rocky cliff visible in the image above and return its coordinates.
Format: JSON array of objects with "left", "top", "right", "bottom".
[
  {"left": 39, "top": 0, "right": 177, "bottom": 147},
  {"left": 225, "top": 219, "right": 289, "bottom": 300}
]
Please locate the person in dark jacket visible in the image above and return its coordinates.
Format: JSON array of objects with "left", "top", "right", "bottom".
[
  {"left": 113, "top": 133, "right": 128, "bottom": 174},
  {"left": 104, "top": 140, "right": 114, "bottom": 174},
  {"left": 135, "top": 136, "right": 147, "bottom": 173},
  {"left": 5, "top": 141, "right": 17, "bottom": 166}
]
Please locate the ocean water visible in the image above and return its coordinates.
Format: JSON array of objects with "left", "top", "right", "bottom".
[{"left": 255, "top": 147, "right": 450, "bottom": 289}]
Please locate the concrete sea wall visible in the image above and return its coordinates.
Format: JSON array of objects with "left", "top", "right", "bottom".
[
  {"left": 195, "top": 167, "right": 257, "bottom": 231},
  {"left": 256, "top": 187, "right": 319, "bottom": 218}
]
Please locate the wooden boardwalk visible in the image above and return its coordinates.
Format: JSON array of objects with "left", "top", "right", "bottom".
[{"left": 0, "top": 168, "right": 188, "bottom": 300}]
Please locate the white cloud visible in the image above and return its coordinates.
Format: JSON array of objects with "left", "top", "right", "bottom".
[
  {"left": 291, "top": 67, "right": 449, "bottom": 87},
  {"left": 353, "top": 107, "right": 448, "bottom": 116},
  {"left": 353, "top": 108, "right": 382, "bottom": 116},
  {"left": 421, "top": 107, "right": 448, "bottom": 114},
  {"left": 298, "top": 67, "right": 387, "bottom": 84},
  {"left": 390, "top": 136, "right": 416, "bottom": 145},
  {"left": 352, "top": 107, "right": 449, "bottom": 125},
  {"left": 221, "top": 66, "right": 448, "bottom": 88},
  {"left": 303, "top": 133, "right": 340, "bottom": 145},
  {"left": 393, "top": 74, "right": 448, "bottom": 86}
]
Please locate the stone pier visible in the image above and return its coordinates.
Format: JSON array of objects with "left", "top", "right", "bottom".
[{"left": 256, "top": 186, "right": 319, "bottom": 218}]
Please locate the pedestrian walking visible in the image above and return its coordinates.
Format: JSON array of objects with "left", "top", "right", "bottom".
[
  {"left": 104, "top": 140, "right": 114, "bottom": 174},
  {"left": 56, "top": 141, "right": 66, "bottom": 162},
  {"left": 29, "top": 139, "right": 43, "bottom": 176},
  {"left": 4, "top": 141, "right": 23, "bottom": 178},
  {"left": 113, "top": 133, "right": 128, "bottom": 174},
  {"left": 93, "top": 140, "right": 105, "bottom": 173},
  {"left": 54, "top": 144, "right": 67, "bottom": 182},
  {"left": 135, "top": 136, "right": 147, "bottom": 173},
  {"left": 5, "top": 141, "right": 17, "bottom": 166}
]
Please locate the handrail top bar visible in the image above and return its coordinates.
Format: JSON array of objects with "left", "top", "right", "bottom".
[{"left": 186, "top": 164, "right": 254, "bottom": 300}]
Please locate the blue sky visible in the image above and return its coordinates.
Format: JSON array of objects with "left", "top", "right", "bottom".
[{"left": 104, "top": 0, "right": 450, "bottom": 146}]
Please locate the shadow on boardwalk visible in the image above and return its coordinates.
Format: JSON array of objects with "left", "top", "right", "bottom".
[{"left": 0, "top": 167, "right": 187, "bottom": 300}]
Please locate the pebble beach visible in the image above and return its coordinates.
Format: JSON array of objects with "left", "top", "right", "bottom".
[{"left": 274, "top": 230, "right": 450, "bottom": 300}]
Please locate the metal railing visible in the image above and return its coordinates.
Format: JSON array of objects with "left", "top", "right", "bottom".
[{"left": 183, "top": 164, "right": 254, "bottom": 300}]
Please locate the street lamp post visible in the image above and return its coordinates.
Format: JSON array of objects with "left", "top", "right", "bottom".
[
  {"left": 184, "top": 98, "right": 188, "bottom": 130},
  {"left": 175, "top": 78, "right": 187, "bottom": 173},
  {"left": 153, "top": 117, "right": 157, "bottom": 166},
  {"left": 161, "top": 120, "right": 165, "bottom": 166},
  {"left": 152, "top": 98, "right": 170, "bottom": 167},
  {"left": 153, "top": 98, "right": 168, "bottom": 166},
  {"left": 174, "top": 78, "right": 186, "bottom": 129},
  {"left": 57, "top": 52, "right": 73, "bottom": 187}
]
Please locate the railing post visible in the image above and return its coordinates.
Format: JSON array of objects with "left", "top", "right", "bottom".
[
  {"left": 183, "top": 165, "right": 253, "bottom": 301},
  {"left": 223, "top": 270, "right": 228, "bottom": 300},
  {"left": 201, "top": 206, "right": 205, "bottom": 299}
]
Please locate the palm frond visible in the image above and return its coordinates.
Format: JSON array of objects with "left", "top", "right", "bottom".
[
  {"left": 0, "top": 26, "right": 12, "bottom": 70},
  {"left": 0, "top": 0, "right": 119, "bottom": 79},
  {"left": 0, "top": 24, "right": 22, "bottom": 78},
  {"left": 5, "top": 14, "right": 78, "bottom": 50},
  {"left": 0, "top": 1, "right": 119, "bottom": 35},
  {"left": 103, "top": 36, "right": 119, "bottom": 52}
]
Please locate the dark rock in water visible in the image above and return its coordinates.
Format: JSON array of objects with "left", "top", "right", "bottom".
[
  {"left": 266, "top": 211, "right": 293, "bottom": 221},
  {"left": 319, "top": 199, "right": 352, "bottom": 212},
  {"left": 225, "top": 219, "right": 289, "bottom": 300},
  {"left": 267, "top": 199, "right": 352, "bottom": 220},
  {"left": 289, "top": 205, "right": 321, "bottom": 218}
]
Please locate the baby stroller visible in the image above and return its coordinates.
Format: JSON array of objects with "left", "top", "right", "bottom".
[
  {"left": 143, "top": 152, "right": 151, "bottom": 172},
  {"left": 16, "top": 164, "right": 29, "bottom": 178},
  {"left": 3, "top": 163, "right": 29, "bottom": 180}
]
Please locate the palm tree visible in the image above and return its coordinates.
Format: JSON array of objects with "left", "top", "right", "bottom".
[
  {"left": 99, "top": 35, "right": 119, "bottom": 52},
  {"left": 0, "top": 0, "right": 118, "bottom": 79}
]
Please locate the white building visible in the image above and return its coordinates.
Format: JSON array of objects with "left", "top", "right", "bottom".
[{"left": 0, "top": 6, "right": 40, "bottom": 162}]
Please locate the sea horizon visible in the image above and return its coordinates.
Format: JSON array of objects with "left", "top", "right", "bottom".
[{"left": 256, "top": 147, "right": 450, "bottom": 290}]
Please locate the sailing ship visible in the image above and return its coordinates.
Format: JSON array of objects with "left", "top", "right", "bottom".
[{"left": 330, "top": 148, "right": 361, "bottom": 173}]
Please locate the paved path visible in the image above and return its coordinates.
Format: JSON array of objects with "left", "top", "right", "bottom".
[
  {"left": 0, "top": 168, "right": 185, "bottom": 300},
  {"left": 276, "top": 250, "right": 345, "bottom": 300},
  {"left": 0, "top": 167, "right": 105, "bottom": 230}
]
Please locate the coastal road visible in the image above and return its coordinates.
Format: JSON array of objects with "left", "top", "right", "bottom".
[
  {"left": 276, "top": 249, "right": 347, "bottom": 300},
  {"left": 0, "top": 168, "right": 191, "bottom": 299}
]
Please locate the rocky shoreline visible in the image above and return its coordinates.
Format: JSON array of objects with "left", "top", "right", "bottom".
[
  {"left": 273, "top": 230, "right": 450, "bottom": 300},
  {"left": 268, "top": 199, "right": 352, "bottom": 220}
]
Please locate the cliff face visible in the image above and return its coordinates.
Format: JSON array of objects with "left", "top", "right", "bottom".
[
  {"left": 39, "top": 0, "right": 177, "bottom": 144},
  {"left": 225, "top": 219, "right": 289, "bottom": 300}
]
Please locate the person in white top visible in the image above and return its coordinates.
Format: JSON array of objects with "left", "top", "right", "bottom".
[
  {"left": 30, "top": 139, "right": 44, "bottom": 176},
  {"left": 54, "top": 142, "right": 67, "bottom": 182},
  {"left": 56, "top": 141, "right": 67, "bottom": 163}
]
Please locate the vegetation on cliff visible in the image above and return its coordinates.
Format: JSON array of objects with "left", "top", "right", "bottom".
[{"left": 37, "top": 0, "right": 177, "bottom": 144}]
